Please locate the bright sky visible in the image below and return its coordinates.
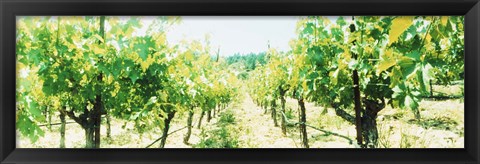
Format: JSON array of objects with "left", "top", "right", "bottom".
[
  {"left": 166, "top": 16, "right": 299, "bottom": 56},
  {"left": 128, "top": 16, "right": 349, "bottom": 56}
]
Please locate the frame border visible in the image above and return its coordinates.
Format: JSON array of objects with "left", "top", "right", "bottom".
[{"left": 1, "top": 0, "right": 479, "bottom": 164}]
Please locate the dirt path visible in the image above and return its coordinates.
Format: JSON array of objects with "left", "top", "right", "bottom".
[{"left": 232, "top": 94, "right": 299, "bottom": 148}]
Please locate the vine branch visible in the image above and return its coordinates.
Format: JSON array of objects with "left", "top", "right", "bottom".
[
  {"left": 281, "top": 111, "right": 353, "bottom": 144},
  {"left": 145, "top": 126, "right": 188, "bottom": 148}
]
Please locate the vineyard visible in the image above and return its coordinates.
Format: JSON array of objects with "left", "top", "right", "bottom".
[{"left": 16, "top": 16, "right": 464, "bottom": 148}]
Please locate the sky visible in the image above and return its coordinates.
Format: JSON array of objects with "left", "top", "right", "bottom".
[
  {"left": 129, "top": 16, "right": 350, "bottom": 57},
  {"left": 165, "top": 16, "right": 299, "bottom": 57}
]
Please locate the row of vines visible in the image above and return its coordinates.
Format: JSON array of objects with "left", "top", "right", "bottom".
[
  {"left": 248, "top": 16, "right": 464, "bottom": 148},
  {"left": 16, "top": 16, "right": 240, "bottom": 148}
]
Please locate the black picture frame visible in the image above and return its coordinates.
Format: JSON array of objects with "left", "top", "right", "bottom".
[{"left": 1, "top": 0, "right": 479, "bottom": 164}]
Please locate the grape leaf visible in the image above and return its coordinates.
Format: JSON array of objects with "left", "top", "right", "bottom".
[{"left": 388, "top": 16, "right": 414, "bottom": 46}]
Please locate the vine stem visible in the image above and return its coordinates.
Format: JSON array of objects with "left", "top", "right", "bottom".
[
  {"left": 418, "top": 16, "right": 436, "bottom": 52},
  {"left": 280, "top": 111, "right": 353, "bottom": 144},
  {"left": 146, "top": 126, "right": 188, "bottom": 148}
]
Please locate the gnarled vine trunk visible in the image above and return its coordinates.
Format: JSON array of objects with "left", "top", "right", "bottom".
[
  {"left": 92, "top": 15, "right": 106, "bottom": 149},
  {"left": 279, "top": 87, "right": 287, "bottom": 136},
  {"left": 298, "top": 98, "right": 309, "bottom": 148},
  {"left": 280, "top": 96, "right": 287, "bottom": 135},
  {"left": 213, "top": 105, "right": 217, "bottom": 117},
  {"left": 159, "top": 111, "right": 176, "bottom": 148},
  {"left": 352, "top": 69, "right": 363, "bottom": 147},
  {"left": 93, "top": 93, "right": 102, "bottom": 148},
  {"left": 183, "top": 107, "right": 194, "bottom": 144},
  {"left": 263, "top": 101, "right": 268, "bottom": 114},
  {"left": 271, "top": 99, "right": 278, "bottom": 127},
  {"left": 361, "top": 113, "right": 378, "bottom": 148},
  {"left": 207, "top": 110, "right": 212, "bottom": 122},
  {"left": 106, "top": 112, "right": 111, "bottom": 138},
  {"left": 63, "top": 105, "right": 99, "bottom": 148},
  {"left": 333, "top": 98, "right": 385, "bottom": 148},
  {"left": 59, "top": 110, "right": 66, "bottom": 148},
  {"left": 85, "top": 127, "right": 95, "bottom": 148},
  {"left": 361, "top": 99, "right": 385, "bottom": 148},
  {"left": 47, "top": 106, "right": 52, "bottom": 130},
  {"left": 197, "top": 110, "right": 205, "bottom": 129}
]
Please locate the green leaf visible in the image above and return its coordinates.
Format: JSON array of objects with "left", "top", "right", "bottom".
[
  {"left": 28, "top": 101, "right": 42, "bottom": 118},
  {"left": 19, "top": 80, "right": 32, "bottom": 92},
  {"left": 303, "top": 23, "right": 314, "bottom": 35},
  {"left": 29, "top": 49, "right": 43, "bottom": 65},
  {"left": 404, "top": 94, "right": 419, "bottom": 111},
  {"left": 82, "top": 44, "right": 90, "bottom": 50},
  {"left": 129, "top": 70, "right": 140, "bottom": 83},
  {"left": 111, "top": 60, "right": 123, "bottom": 79},
  {"left": 17, "top": 114, "right": 29, "bottom": 135},
  {"left": 34, "top": 124, "right": 45, "bottom": 137},
  {"left": 422, "top": 63, "right": 433, "bottom": 85},
  {"left": 127, "top": 17, "right": 141, "bottom": 28},
  {"left": 336, "top": 16, "right": 347, "bottom": 27},
  {"left": 331, "top": 28, "right": 343, "bottom": 41},
  {"left": 129, "top": 112, "right": 141, "bottom": 120},
  {"left": 392, "top": 85, "right": 405, "bottom": 98},
  {"left": 370, "top": 28, "right": 382, "bottom": 40},
  {"left": 98, "top": 63, "right": 111, "bottom": 76},
  {"left": 134, "top": 37, "right": 155, "bottom": 61},
  {"left": 159, "top": 92, "right": 168, "bottom": 102},
  {"left": 405, "top": 50, "right": 421, "bottom": 61},
  {"left": 18, "top": 57, "right": 29, "bottom": 65},
  {"left": 397, "top": 57, "right": 417, "bottom": 79},
  {"left": 416, "top": 67, "right": 427, "bottom": 94},
  {"left": 17, "top": 113, "right": 44, "bottom": 142},
  {"left": 330, "top": 69, "right": 340, "bottom": 85},
  {"left": 417, "top": 63, "right": 433, "bottom": 94}
]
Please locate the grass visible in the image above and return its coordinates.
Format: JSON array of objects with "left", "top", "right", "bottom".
[
  {"left": 375, "top": 98, "right": 463, "bottom": 148},
  {"left": 397, "top": 127, "right": 429, "bottom": 148},
  {"left": 194, "top": 126, "right": 239, "bottom": 148},
  {"left": 194, "top": 110, "right": 240, "bottom": 148},
  {"left": 378, "top": 123, "right": 393, "bottom": 148},
  {"left": 218, "top": 110, "right": 236, "bottom": 125}
]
